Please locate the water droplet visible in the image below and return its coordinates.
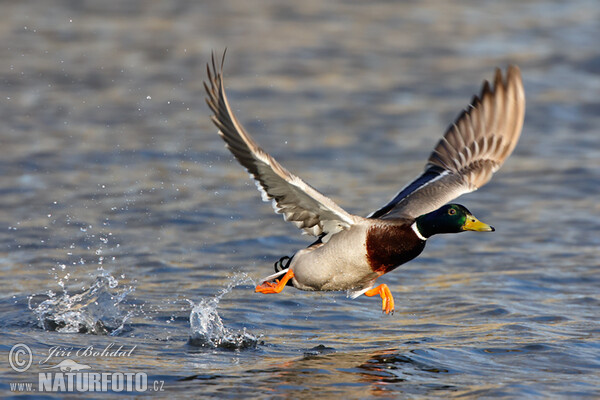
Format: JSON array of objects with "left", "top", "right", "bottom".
[{"left": 188, "top": 273, "right": 260, "bottom": 349}]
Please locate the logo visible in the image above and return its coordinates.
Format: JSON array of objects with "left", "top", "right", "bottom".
[
  {"left": 9, "top": 344, "right": 33, "bottom": 372},
  {"left": 8, "top": 343, "right": 165, "bottom": 393},
  {"left": 42, "top": 359, "right": 91, "bottom": 372}
]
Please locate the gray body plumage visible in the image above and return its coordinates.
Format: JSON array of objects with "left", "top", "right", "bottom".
[{"left": 288, "top": 219, "right": 376, "bottom": 292}]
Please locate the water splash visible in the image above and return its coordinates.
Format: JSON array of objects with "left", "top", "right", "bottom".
[
  {"left": 188, "top": 272, "right": 261, "bottom": 350},
  {"left": 29, "top": 273, "right": 134, "bottom": 335}
]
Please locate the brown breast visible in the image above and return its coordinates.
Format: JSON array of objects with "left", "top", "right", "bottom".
[{"left": 365, "top": 220, "right": 426, "bottom": 275}]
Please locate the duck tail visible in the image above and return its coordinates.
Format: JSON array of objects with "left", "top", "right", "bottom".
[{"left": 257, "top": 269, "right": 288, "bottom": 285}]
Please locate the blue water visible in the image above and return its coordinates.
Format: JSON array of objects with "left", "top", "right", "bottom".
[{"left": 1, "top": 1, "right": 599, "bottom": 398}]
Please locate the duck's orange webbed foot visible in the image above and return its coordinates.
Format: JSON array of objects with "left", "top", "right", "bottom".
[
  {"left": 364, "top": 284, "right": 395, "bottom": 314},
  {"left": 255, "top": 269, "right": 295, "bottom": 294}
]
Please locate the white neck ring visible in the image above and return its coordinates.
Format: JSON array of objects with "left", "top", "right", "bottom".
[{"left": 411, "top": 222, "right": 427, "bottom": 241}]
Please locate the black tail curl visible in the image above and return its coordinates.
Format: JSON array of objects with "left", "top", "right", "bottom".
[
  {"left": 274, "top": 255, "right": 292, "bottom": 273},
  {"left": 274, "top": 255, "right": 294, "bottom": 287}
]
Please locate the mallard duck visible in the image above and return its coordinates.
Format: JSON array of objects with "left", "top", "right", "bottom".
[{"left": 204, "top": 52, "right": 525, "bottom": 314}]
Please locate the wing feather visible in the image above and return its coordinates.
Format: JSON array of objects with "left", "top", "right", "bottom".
[{"left": 205, "top": 51, "right": 357, "bottom": 238}]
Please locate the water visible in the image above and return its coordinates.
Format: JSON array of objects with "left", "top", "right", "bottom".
[
  {"left": 29, "top": 274, "right": 133, "bottom": 335},
  {"left": 1, "top": 0, "right": 599, "bottom": 398},
  {"left": 188, "top": 273, "right": 261, "bottom": 349}
]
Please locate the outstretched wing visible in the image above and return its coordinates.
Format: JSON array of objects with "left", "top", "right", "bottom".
[
  {"left": 369, "top": 65, "right": 525, "bottom": 219},
  {"left": 205, "top": 52, "right": 357, "bottom": 238}
]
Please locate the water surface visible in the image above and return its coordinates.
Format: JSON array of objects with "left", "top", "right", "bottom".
[{"left": 1, "top": 1, "right": 599, "bottom": 398}]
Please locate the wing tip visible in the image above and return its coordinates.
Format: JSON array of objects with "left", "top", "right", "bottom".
[{"left": 205, "top": 49, "right": 228, "bottom": 101}]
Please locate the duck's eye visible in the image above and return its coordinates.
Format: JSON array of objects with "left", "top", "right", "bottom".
[{"left": 448, "top": 208, "right": 456, "bottom": 216}]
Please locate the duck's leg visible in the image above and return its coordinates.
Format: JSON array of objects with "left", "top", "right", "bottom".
[
  {"left": 364, "top": 284, "right": 395, "bottom": 314},
  {"left": 255, "top": 269, "right": 295, "bottom": 294}
]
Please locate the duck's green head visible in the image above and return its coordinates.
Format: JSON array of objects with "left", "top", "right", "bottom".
[{"left": 415, "top": 204, "right": 494, "bottom": 238}]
